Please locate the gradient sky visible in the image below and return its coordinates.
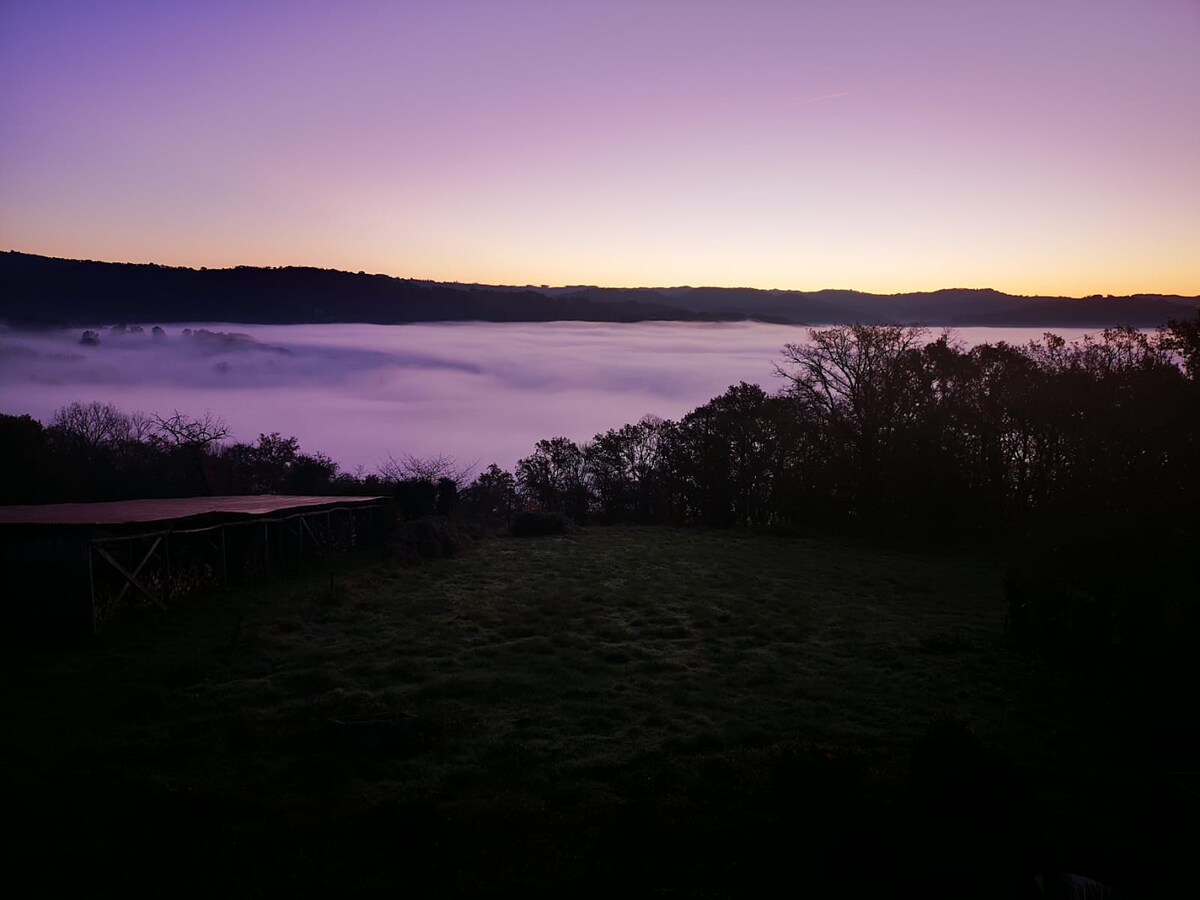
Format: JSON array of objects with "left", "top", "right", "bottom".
[{"left": 2, "top": 0, "right": 1198, "bottom": 295}]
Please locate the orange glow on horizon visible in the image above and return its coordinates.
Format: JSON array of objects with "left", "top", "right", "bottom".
[{"left": 5, "top": 238, "right": 1197, "bottom": 300}]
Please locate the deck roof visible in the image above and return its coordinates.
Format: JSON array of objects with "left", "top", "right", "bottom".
[{"left": 0, "top": 495, "right": 387, "bottom": 528}]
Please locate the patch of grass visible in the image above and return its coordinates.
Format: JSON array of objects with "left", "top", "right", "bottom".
[{"left": 0, "top": 526, "right": 1170, "bottom": 896}]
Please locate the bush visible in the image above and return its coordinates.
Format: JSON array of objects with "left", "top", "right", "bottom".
[
  {"left": 387, "top": 517, "right": 478, "bottom": 564},
  {"left": 510, "top": 511, "right": 573, "bottom": 537},
  {"left": 435, "top": 477, "right": 459, "bottom": 516},
  {"left": 394, "top": 478, "right": 438, "bottom": 520}
]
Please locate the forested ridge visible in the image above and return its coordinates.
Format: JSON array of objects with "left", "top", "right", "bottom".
[
  {"left": 0, "top": 252, "right": 706, "bottom": 326},
  {"left": 4, "top": 250, "right": 1197, "bottom": 327}
]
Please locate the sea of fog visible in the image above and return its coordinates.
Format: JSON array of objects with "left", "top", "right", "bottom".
[{"left": 1, "top": 322, "right": 1100, "bottom": 474}]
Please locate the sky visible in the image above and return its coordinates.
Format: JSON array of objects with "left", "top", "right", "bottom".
[{"left": 2, "top": 0, "right": 1198, "bottom": 296}]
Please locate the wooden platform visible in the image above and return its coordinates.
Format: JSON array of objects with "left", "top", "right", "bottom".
[{"left": 1, "top": 495, "right": 391, "bottom": 634}]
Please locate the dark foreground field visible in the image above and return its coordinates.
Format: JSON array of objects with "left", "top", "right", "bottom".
[{"left": 1, "top": 527, "right": 1189, "bottom": 897}]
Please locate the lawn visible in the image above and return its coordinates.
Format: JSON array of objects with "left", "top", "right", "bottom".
[{"left": 0, "top": 526, "right": 1179, "bottom": 896}]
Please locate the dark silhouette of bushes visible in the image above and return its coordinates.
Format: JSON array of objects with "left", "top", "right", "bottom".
[
  {"left": 434, "top": 477, "right": 458, "bottom": 516},
  {"left": 391, "top": 477, "right": 460, "bottom": 520},
  {"left": 393, "top": 478, "right": 438, "bottom": 520},
  {"left": 0, "top": 414, "right": 54, "bottom": 504},
  {"left": 388, "top": 516, "right": 478, "bottom": 564},
  {"left": 510, "top": 511, "right": 572, "bottom": 537}
]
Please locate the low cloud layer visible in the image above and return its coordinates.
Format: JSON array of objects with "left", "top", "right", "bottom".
[{"left": 1, "top": 321, "right": 1091, "bottom": 474}]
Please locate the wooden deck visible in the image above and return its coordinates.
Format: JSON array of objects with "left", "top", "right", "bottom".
[{"left": 2, "top": 495, "right": 391, "bottom": 634}]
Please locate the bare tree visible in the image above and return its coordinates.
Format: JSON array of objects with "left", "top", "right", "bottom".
[
  {"left": 128, "top": 410, "right": 157, "bottom": 443},
  {"left": 378, "top": 452, "right": 475, "bottom": 489},
  {"left": 150, "top": 410, "right": 230, "bottom": 495},
  {"left": 774, "top": 324, "right": 929, "bottom": 437},
  {"left": 151, "top": 410, "right": 230, "bottom": 448},
  {"left": 49, "top": 401, "right": 133, "bottom": 453},
  {"left": 775, "top": 324, "right": 928, "bottom": 515}
]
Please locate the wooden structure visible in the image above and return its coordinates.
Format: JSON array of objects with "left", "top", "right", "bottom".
[{"left": 0, "top": 495, "right": 389, "bottom": 634}]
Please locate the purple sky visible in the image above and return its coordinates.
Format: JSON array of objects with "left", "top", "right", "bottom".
[{"left": 2, "top": 1, "right": 1198, "bottom": 295}]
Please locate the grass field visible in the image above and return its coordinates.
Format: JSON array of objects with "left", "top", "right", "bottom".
[{"left": 0, "top": 525, "right": 1184, "bottom": 896}]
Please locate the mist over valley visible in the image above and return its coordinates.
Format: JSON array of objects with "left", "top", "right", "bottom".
[{"left": 2, "top": 320, "right": 1102, "bottom": 473}]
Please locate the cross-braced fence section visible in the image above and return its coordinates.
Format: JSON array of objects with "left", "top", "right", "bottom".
[
  {"left": 87, "top": 501, "right": 388, "bottom": 632},
  {"left": 88, "top": 525, "right": 220, "bottom": 630}
]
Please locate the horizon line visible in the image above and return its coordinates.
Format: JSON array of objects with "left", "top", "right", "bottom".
[{"left": 4, "top": 248, "right": 1199, "bottom": 302}]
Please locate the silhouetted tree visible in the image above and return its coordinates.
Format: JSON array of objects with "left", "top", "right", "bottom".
[
  {"left": 379, "top": 452, "right": 474, "bottom": 489},
  {"left": 668, "top": 384, "right": 779, "bottom": 526},
  {"left": 150, "top": 410, "right": 230, "bottom": 495},
  {"left": 282, "top": 452, "right": 339, "bottom": 494},
  {"left": 517, "top": 437, "right": 590, "bottom": 521},
  {"left": 151, "top": 410, "right": 229, "bottom": 448},
  {"left": 775, "top": 324, "right": 929, "bottom": 523},
  {"left": 0, "top": 413, "right": 54, "bottom": 504},
  {"left": 585, "top": 416, "right": 668, "bottom": 523},
  {"left": 225, "top": 432, "right": 300, "bottom": 493},
  {"left": 49, "top": 401, "right": 136, "bottom": 457},
  {"left": 463, "top": 464, "right": 518, "bottom": 525},
  {"left": 1158, "top": 311, "right": 1200, "bottom": 381}
]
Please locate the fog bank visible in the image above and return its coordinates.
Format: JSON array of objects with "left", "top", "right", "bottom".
[{"left": 1, "top": 321, "right": 1095, "bottom": 473}]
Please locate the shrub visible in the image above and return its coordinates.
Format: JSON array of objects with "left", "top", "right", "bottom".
[
  {"left": 387, "top": 517, "right": 477, "bottom": 564},
  {"left": 394, "top": 478, "right": 438, "bottom": 520},
  {"left": 510, "top": 511, "right": 572, "bottom": 537}
]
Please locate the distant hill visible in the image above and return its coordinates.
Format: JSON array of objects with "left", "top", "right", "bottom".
[
  {"left": 0, "top": 252, "right": 712, "bottom": 328},
  {"left": 2, "top": 251, "right": 1197, "bottom": 328},
  {"left": 550, "top": 285, "right": 1200, "bottom": 327}
]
